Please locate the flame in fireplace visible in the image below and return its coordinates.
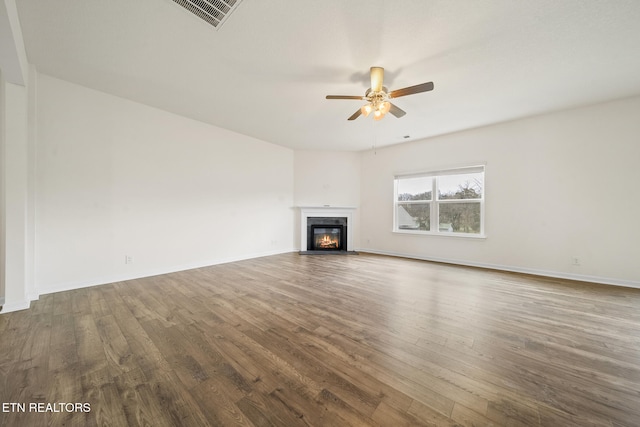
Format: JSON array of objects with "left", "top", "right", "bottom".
[{"left": 316, "top": 234, "right": 339, "bottom": 249}]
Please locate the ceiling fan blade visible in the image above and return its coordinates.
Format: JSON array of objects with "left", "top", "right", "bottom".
[
  {"left": 326, "top": 95, "right": 364, "bottom": 100},
  {"left": 370, "top": 67, "right": 384, "bottom": 92},
  {"left": 388, "top": 103, "right": 406, "bottom": 118},
  {"left": 389, "top": 82, "right": 434, "bottom": 99},
  {"left": 347, "top": 108, "right": 362, "bottom": 121}
]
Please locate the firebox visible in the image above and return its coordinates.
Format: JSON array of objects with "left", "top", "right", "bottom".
[
  {"left": 306, "top": 217, "right": 348, "bottom": 252},
  {"left": 311, "top": 226, "right": 343, "bottom": 250}
]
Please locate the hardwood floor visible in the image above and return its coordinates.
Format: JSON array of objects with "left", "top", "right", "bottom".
[{"left": 1, "top": 252, "right": 639, "bottom": 426}]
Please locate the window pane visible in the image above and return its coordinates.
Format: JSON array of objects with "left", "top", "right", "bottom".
[
  {"left": 397, "top": 176, "right": 433, "bottom": 201},
  {"left": 397, "top": 203, "right": 430, "bottom": 231},
  {"left": 439, "top": 202, "right": 481, "bottom": 233},
  {"left": 438, "top": 172, "right": 483, "bottom": 200}
]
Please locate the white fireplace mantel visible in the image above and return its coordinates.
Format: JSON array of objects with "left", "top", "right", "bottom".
[{"left": 299, "top": 206, "right": 357, "bottom": 252}]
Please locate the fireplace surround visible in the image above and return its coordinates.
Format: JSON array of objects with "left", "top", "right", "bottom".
[{"left": 299, "top": 206, "right": 356, "bottom": 254}]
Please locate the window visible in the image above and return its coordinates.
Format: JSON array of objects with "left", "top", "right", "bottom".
[{"left": 394, "top": 166, "right": 484, "bottom": 236}]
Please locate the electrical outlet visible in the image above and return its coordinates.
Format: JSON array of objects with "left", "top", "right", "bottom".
[
  {"left": 571, "top": 257, "right": 581, "bottom": 266},
  {"left": 125, "top": 255, "right": 133, "bottom": 264}
]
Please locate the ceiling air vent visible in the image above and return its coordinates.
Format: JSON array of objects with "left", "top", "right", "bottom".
[{"left": 171, "top": 0, "right": 242, "bottom": 29}]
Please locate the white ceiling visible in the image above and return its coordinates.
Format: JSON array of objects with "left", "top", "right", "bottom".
[{"left": 13, "top": 0, "right": 640, "bottom": 151}]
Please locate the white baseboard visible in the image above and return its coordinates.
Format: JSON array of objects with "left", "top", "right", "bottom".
[
  {"left": 358, "top": 248, "right": 640, "bottom": 289},
  {"left": 0, "top": 299, "right": 32, "bottom": 314},
  {"left": 36, "top": 248, "right": 296, "bottom": 297}
]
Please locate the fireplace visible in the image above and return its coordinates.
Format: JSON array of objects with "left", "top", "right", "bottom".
[
  {"left": 306, "top": 217, "right": 348, "bottom": 252},
  {"left": 299, "top": 206, "right": 356, "bottom": 254}
]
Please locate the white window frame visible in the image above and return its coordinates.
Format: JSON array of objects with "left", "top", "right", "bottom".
[{"left": 393, "top": 165, "right": 485, "bottom": 238}]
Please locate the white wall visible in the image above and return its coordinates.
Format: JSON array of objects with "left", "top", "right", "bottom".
[
  {"left": 360, "top": 96, "right": 640, "bottom": 287},
  {"left": 294, "top": 150, "right": 361, "bottom": 207},
  {"left": 0, "top": 77, "right": 31, "bottom": 312},
  {"left": 0, "top": 0, "right": 33, "bottom": 313},
  {"left": 293, "top": 150, "right": 361, "bottom": 249},
  {"left": 0, "top": 0, "right": 28, "bottom": 85},
  {"left": 35, "top": 74, "right": 294, "bottom": 294},
  {"left": 0, "top": 74, "right": 5, "bottom": 308}
]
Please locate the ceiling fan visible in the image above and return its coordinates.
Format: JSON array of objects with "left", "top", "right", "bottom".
[{"left": 326, "top": 67, "right": 434, "bottom": 121}]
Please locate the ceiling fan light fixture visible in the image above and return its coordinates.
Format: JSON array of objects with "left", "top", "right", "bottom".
[{"left": 325, "top": 66, "right": 434, "bottom": 121}]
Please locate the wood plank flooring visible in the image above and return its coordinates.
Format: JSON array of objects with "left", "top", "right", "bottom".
[{"left": 1, "top": 252, "right": 639, "bottom": 426}]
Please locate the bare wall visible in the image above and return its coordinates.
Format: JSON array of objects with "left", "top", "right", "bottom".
[
  {"left": 35, "top": 73, "right": 295, "bottom": 294},
  {"left": 360, "top": 96, "right": 640, "bottom": 286}
]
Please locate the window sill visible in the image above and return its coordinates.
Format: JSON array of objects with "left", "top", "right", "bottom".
[{"left": 393, "top": 229, "right": 487, "bottom": 239}]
